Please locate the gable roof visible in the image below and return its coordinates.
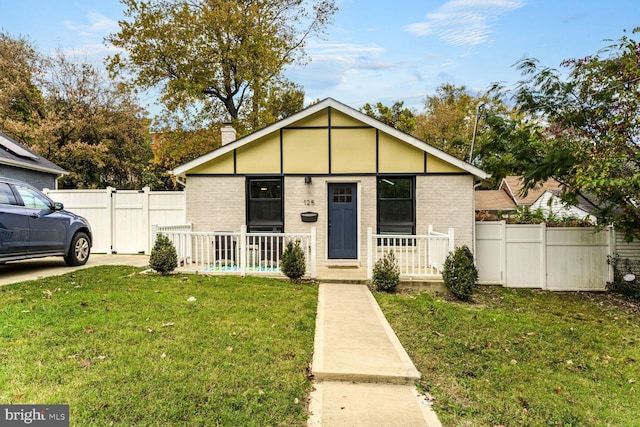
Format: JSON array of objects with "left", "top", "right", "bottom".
[
  {"left": 172, "top": 98, "right": 488, "bottom": 179},
  {"left": 500, "top": 175, "right": 561, "bottom": 206},
  {"left": 0, "top": 132, "right": 67, "bottom": 176},
  {"left": 475, "top": 190, "right": 517, "bottom": 211}
]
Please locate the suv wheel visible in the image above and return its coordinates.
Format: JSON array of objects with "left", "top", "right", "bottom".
[{"left": 64, "top": 232, "right": 91, "bottom": 266}]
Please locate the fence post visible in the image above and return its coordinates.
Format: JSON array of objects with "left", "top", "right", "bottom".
[
  {"left": 142, "top": 186, "right": 151, "bottom": 254},
  {"left": 541, "top": 223, "right": 547, "bottom": 290},
  {"left": 608, "top": 225, "right": 615, "bottom": 283},
  {"left": 106, "top": 187, "right": 115, "bottom": 254},
  {"left": 367, "top": 227, "right": 373, "bottom": 280},
  {"left": 151, "top": 225, "right": 158, "bottom": 250},
  {"left": 310, "top": 227, "right": 317, "bottom": 279},
  {"left": 240, "top": 225, "right": 247, "bottom": 277}
]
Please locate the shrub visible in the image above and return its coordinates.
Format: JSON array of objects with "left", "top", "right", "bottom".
[
  {"left": 372, "top": 250, "right": 400, "bottom": 292},
  {"left": 150, "top": 234, "right": 178, "bottom": 275},
  {"left": 280, "top": 240, "right": 306, "bottom": 282},
  {"left": 442, "top": 245, "right": 478, "bottom": 301},
  {"left": 607, "top": 254, "right": 640, "bottom": 301}
]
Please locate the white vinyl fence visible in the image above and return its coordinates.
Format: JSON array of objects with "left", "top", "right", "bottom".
[
  {"left": 476, "top": 221, "right": 613, "bottom": 291},
  {"left": 43, "top": 187, "right": 185, "bottom": 254}
]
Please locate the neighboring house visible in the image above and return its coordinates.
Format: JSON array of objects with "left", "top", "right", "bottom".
[
  {"left": 0, "top": 132, "right": 67, "bottom": 190},
  {"left": 474, "top": 190, "right": 516, "bottom": 218},
  {"left": 476, "top": 175, "right": 595, "bottom": 222},
  {"left": 171, "top": 98, "right": 487, "bottom": 279}
]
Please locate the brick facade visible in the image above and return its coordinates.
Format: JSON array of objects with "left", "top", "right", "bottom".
[
  {"left": 416, "top": 174, "right": 474, "bottom": 248},
  {"left": 185, "top": 176, "right": 245, "bottom": 232},
  {"left": 185, "top": 174, "right": 475, "bottom": 271}
]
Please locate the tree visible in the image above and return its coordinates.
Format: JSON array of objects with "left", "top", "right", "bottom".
[
  {"left": 0, "top": 34, "right": 153, "bottom": 189},
  {"left": 414, "top": 84, "right": 486, "bottom": 161},
  {"left": 107, "top": 0, "right": 336, "bottom": 132},
  {"left": 492, "top": 28, "right": 640, "bottom": 241},
  {"left": 360, "top": 101, "right": 416, "bottom": 134},
  {"left": 149, "top": 116, "right": 222, "bottom": 189},
  {"left": 472, "top": 105, "right": 542, "bottom": 188},
  {"left": 35, "top": 53, "right": 153, "bottom": 189},
  {"left": 244, "top": 81, "right": 305, "bottom": 132},
  {"left": 0, "top": 32, "right": 45, "bottom": 139}
]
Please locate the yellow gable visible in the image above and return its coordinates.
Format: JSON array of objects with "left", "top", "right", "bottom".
[{"left": 181, "top": 103, "right": 476, "bottom": 177}]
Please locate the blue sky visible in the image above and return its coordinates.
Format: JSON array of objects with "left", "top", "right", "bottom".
[{"left": 1, "top": 0, "right": 639, "bottom": 114}]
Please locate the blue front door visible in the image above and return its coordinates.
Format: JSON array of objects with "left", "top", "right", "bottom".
[{"left": 328, "top": 183, "right": 357, "bottom": 259}]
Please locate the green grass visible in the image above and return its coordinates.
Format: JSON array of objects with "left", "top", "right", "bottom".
[
  {"left": 0, "top": 266, "right": 318, "bottom": 426},
  {"left": 375, "top": 287, "right": 640, "bottom": 427}
]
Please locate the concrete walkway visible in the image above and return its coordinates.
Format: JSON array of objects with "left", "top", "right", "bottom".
[{"left": 308, "top": 283, "right": 442, "bottom": 427}]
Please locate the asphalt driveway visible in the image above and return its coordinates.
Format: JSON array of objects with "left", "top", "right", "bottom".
[{"left": 0, "top": 254, "right": 150, "bottom": 286}]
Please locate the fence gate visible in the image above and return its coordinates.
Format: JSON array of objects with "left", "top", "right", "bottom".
[
  {"left": 505, "top": 224, "right": 545, "bottom": 288},
  {"left": 44, "top": 187, "right": 186, "bottom": 254},
  {"left": 112, "top": 190, "right": 147, "bottom": 254},
  {"left": 476, "top": 221, "right": 612, "bottom": 291}
]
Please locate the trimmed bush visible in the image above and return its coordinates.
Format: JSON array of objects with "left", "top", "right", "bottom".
[
  {"left": 607, "top": 254, "right": 640, "bottom": 301},
  {"left": 280, "top": 240, "right": 306, "bottom": 282},
  {"left": 442, "top": 245, "right": 478, "bottom": 301},
  {"left": 150, "top": 234, "right": 178, "bottom": 275},
  {"left": 372, "top": 250, "right": 400, "bottom": 292}
]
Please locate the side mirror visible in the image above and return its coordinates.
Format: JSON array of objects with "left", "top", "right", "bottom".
[{"left": 53, "top": 202, "right": 64, "bottom": 210}]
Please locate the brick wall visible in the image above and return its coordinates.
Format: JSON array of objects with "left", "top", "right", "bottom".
[
  {"left": 284, "top": 176, "right": 376, "bottom": 266},
  {"left": 185, "top": 174, "right": 475, "bottom": 258},
  {"left": 417, "top": 174, "right": 474, "bottom": 248},
  {"left": 185, "top": 176, "right": 245, "bottom": 232}
]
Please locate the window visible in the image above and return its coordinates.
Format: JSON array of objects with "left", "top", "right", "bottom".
[
  {"left": 0, "top": 183, "right": 17, "bottom": 206},
  {"left": 332, "top": 186, "right": 352, "bottom": 203},
  {"left": 247, "top": 178, "right": 283, "bottom": 232},
  {"left": 16, "top": 185, "right": 52, "bottom": 210},
  {"left": 377, "top": 177, "right": 415, "bottom": 235}
]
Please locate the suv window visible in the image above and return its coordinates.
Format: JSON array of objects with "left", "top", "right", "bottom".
[
  {"left": 0, "top": 182, "right": 17, "bottom": 205},
  {"left": 15, "top": 185, "right": 52, "bottom": 210}
]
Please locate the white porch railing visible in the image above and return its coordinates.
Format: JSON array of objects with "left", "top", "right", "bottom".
[
  {"left": 155, "top": 225, "right": 316, "bottom": 278},
  {"left": 366, "top": 226, "right": 454, "bottom": 279}
]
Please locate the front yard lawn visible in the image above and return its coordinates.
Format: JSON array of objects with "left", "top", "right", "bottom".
[
  {"left": 0, "top": 266, "right": 317, "bottom": 426},
  {"left": 376, "top": 286, "right": 640, "bottom": 427}
]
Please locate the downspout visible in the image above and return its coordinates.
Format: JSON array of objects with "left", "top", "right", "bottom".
[{"left": 473, "top": 180, "right": 482, "bottom": 261}]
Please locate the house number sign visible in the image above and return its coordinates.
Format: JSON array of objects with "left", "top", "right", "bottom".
[{"left": 304, "top": 200, "right": 315, "bottom": 206}]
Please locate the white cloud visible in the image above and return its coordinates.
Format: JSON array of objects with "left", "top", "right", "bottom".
[
  {"left": 405, "top": 0, "right": 525, "bottom": 47},
  {"left": 286, "top": 41, "right": 401, "bottom": 104},
  {"left": 63, "top": 12, "right": 119, "bottom": 40}
]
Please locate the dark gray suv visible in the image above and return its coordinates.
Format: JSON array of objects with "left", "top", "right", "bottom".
[{"left": 0, "top": 177, "right": 92, "bottom": 266}]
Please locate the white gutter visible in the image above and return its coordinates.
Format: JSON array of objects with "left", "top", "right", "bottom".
[{"left": 0, "top": 158, "right": 68, "bottom": 176}]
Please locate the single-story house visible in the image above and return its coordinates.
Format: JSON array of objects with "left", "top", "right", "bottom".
[
  {"left": 476, "top": 176, "right": 595, "bottom": 222},
  {"left": 0, "top": 132, "right": 67, "bottom": 190},
  {"left": 171, "top": 98, "right": 487, "bottom": 280},
  {"left": 475, "top": 189, "right": 517, "bottom": 218},
  {"left": 500, "top": 176, "right": 595, "bottom": 221}
]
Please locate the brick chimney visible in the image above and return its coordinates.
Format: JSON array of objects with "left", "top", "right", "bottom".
[{"left": 221, "top": 122, "right": 236, "bottom": 146}]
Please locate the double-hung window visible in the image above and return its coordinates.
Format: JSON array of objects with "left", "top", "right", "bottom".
[
  {"left": 377, "top": 176, "right": 415, "bottom": 235},
  {"left": 247, "top": 177, "right": 283, "bottom": 232}
]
